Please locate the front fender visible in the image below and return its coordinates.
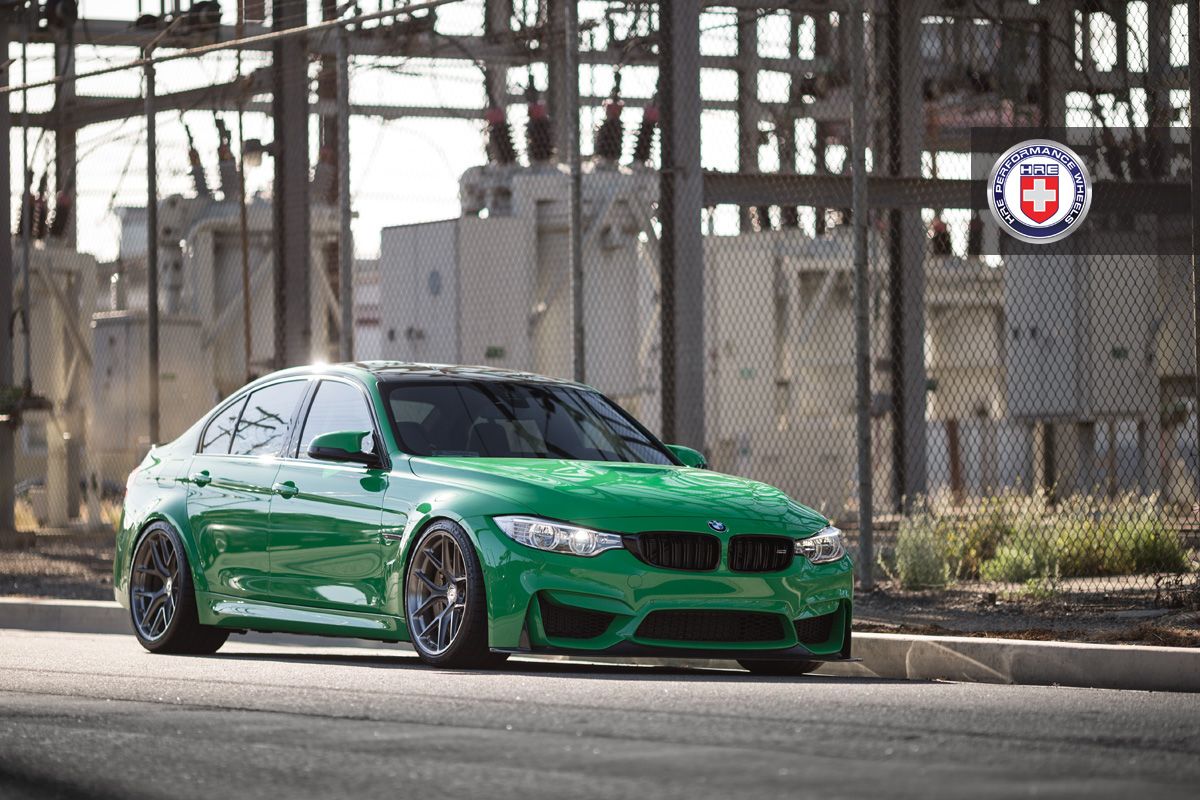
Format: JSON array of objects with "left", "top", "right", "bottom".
[{"left": 378, "top": 476, "right": 539, "bottom": 623}]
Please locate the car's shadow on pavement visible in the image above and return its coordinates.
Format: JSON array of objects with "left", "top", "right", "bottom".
[{"left": 202, "top": 650, "right": 911, "bottom": 684}]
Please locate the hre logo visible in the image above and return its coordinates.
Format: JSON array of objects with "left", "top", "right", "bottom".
[{"left": 988, "top": 140, "right": 1092, "bottom": 244}]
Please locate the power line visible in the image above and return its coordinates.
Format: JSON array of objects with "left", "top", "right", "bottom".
[{"left": 0, "top": 0, "right": 459, "bottom": 95}]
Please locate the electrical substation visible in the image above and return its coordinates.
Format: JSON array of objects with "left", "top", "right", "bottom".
[{"left": 0, "top": 0, "right": 1196, "bottom": 536}]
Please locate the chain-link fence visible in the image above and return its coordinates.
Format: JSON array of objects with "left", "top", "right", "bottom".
[
  {"left": 696, "top": 0, "right": 1199, "bottom": 601},
  {"left": 1, "top": 0, "right": 1197, "bottom": 605}
]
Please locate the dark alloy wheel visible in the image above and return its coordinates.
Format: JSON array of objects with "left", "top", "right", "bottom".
[
  {"left": 130, "top": 522, "right": 228, "bottom": 655},
  {"left": 737, "top": 659, "right": 821, "bottom": 676},
  {"left": 132, "top": 528, "right": 181, "bottom": 642},
  {"left": 404, "top": 521, "right": 508, "bottom": 669}
]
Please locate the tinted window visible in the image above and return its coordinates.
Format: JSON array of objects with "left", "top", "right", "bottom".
[
  {"left": 230, "top": 380, "right": 308, "bottom": 457},
  {"left": 384, "top": 379, "right": 673, "bottom": 464},
  {"left": 200, "top": 397, "right": 246, "bottom": 454},
  {"left": 297, "top": 380, "right": 376, "bottom": 459}
]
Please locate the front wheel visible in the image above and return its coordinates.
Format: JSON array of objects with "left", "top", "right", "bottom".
[
  {"left": 404, "top": 520, "right": 508, "bottom": 669},
  {"left": 737, "top": 659, "right": 821, "bottom": 676},
  {"left": 130, "top": 522, "right": 228, "bottom": 655}
]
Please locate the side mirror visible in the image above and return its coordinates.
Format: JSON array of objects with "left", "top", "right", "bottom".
[
  {"left": 666, "top": 444, "right": 708, "bottom": 469},
  {"left": 308, "top": 430, "right": 379, "bottom": 467}
]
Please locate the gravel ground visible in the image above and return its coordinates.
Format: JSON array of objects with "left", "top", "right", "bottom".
[
  {"left": 0, "top": 529, "right": 115, "bottom": 600},
  {"left": 2, "top": 529, "right": 1198, "bottom": 646},
  {"left": 854, "top": 583, "right": 1200, "bottom": 647}
]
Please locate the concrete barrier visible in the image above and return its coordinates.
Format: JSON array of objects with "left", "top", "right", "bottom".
[{"left": 2, "top": 598, "right": 1196, "bottom": 692}]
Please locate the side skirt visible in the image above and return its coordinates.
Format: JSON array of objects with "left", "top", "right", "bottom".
[{"left": 196, "top": 591, "right": 409, "bottom": 643}]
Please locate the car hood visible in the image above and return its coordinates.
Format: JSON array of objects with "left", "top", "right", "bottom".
[{"left": 407, "top": 457, "right": 828, "bottom": 534}]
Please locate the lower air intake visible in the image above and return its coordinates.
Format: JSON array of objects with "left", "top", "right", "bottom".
[
  {"left": 539, "top": 597, "right": 615, "bottom": 640},
  {"left": 635, "top": 610, "right": 786, "bottom": 643},
  {"left": 793, "top": 611, "right": 837, "bottom": 644}
]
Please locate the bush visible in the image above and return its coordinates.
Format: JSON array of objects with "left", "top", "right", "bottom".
[
  {"left": 894, "top": 514, "right": 951, "bottom": 589},
  {"left": 976, "top": 495, "right": 1192, "bottom": 581},
  {"left": 980, "top": 531, "right": 1056, "bottom": 583},
  {"left": 945, "top": 497, "right": 1023, "bottom": 580},
  {"left": 1052, "top": 517, "right": 1129, "bottom": 577},
  {"left": 889, "top": 494, "right": 1193, "bottom": 589},
  {"left": 1125, "top": 507, "right": 1190, "bottom": 574}
]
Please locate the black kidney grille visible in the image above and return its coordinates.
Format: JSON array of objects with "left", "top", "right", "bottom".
[
  {"left": 635, "top": 610, "right": 786, "bottom": 643},
  {"left": 793, "top": 611, "right": 837, "bottom": 644},
  {"left": 728, "top": 535, "right": 794, "bottom": 572},
  {"left": 625, "top": 532, "right": 721, "bottom": 571},
  {"left": 539, "top": 596, "right": 615, "bottom": 640}
]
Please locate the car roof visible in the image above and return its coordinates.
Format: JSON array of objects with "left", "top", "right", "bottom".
[{"left": 259, "top": 361, "right": 590, "bottom": 390}]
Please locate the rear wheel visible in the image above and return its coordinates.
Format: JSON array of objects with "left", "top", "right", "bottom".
[
  {"left": 404, "top": 520, "right": 507, "bottom": 669},
  {"left": 130, "top": 522, "right": 228, "bottom": 655},
  {"left": 737, "top": 659, "right": 821, "bottom": 676}
]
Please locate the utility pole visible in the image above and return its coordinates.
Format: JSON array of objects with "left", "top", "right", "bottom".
[
  {"left": 849, "top": 0, "right": 874, "bottom": 589},
  {"left": 546, "top": 0, "right": 572, "bottom": 164},
  {"left": 0, "top": 14, "right": 21, "bottom": 549},
  {"left": 735, "top": 6, "right": 758, "bottom": 232},
  {"left": 273, "top": 0, "right": 312, "bottom": 368},
  {"left": 564, "top": 0, "right": 584, "bottom": 383},
  {"left": 54, "top": 24, "right": 76, "bottom": 248},
  {"left": 144, "top": 55, "right": 160, "bottom": 445},
  {"left": 658, "top": 0, "right": 705, "bottom": 448},
  {"left": 336, "top": 25, "right": 353, "bottom": 362},
  {"left": 882, "top": 0, "right": 928, "bottom": 511},
  {"left": 140, "top": 15, "right": 186, "bottom": 448}
]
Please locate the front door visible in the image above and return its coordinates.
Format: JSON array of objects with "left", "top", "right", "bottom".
[
  {"left": 186, "top": 379, "right": 310, "bottom": 600},
  {"left": 268, "top": 379, "right": 389, "bottom": 613}
]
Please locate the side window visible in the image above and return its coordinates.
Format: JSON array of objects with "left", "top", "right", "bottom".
[
  {"left": 200, "top": 397, "right": 246, "bottom": 455},
  {"left": 297, "top": 381, "right": 376, "bottom": 459},
  {"left": 230, "top": 380, "right": 309, "bottom": 457}
]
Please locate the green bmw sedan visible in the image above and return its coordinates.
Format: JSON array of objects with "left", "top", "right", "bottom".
[{"left": 114, "top": 362, "right": 854, "bottom": 673}]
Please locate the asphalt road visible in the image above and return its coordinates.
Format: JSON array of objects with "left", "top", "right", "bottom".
[{"left": 1, "top": 630, "right": 1198, "bottom": 799}]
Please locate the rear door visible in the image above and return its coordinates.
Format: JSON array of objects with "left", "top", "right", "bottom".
[
  {"left": 268, "top": 378, "right": 390, "bottom": 613},
  {"left": 186, "top": 379, "right": 311, "bottom": 600}
]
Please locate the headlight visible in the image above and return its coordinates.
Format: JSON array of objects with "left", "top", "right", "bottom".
[
  {"left": 795, "top": 526, "right": 845, "bottom": 564},
  {"left": 495, "top": 516, "right": 624, "bottom": 557}
]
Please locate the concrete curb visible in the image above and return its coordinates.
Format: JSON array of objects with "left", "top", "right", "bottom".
[{"left": 3, "top": 598, "right": 1197, "bottom": 693}]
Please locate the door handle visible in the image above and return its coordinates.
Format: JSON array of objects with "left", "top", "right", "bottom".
[
  {"left": 273, "top": 480, "right": 299, "bottom": 499},
  {"left": 191, "top": 470, "right": 212, "bottom": 487}
]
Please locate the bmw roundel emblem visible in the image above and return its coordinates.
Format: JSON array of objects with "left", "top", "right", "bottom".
[
  {"left": 707, "top": 520, "right": 727, "bottom": 533},
  {"left": 987, "top": 138, "right": 1092, "bottom": 245}
]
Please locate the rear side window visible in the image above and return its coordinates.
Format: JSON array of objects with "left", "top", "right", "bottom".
[
  {"left": 297, "top": 380, "right": 376, "bottom": 459},
  {"left": 230, "top": 380, "right": 308, "bottom": 457},
  {"left": 200, "top": 397, "right": 247, "bottom": 454}
]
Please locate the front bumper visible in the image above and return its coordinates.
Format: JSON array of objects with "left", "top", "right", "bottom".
[{"left": 469, "top": 515, "right": 854, "bottom": 659}]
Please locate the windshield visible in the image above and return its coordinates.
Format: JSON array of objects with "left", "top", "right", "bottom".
[{"left": 382, "top": 379, "right": 676, "bottom": 464}]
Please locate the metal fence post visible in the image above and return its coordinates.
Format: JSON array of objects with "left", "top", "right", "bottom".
[
  {"left": 565, "top": 0, "right": 584, "bottom": 383},
  {"left": 0, "top": 15, "right": 15, "bottom": 547},
  {"left": 849, "top": 0, "right": 874, "bottom": 589},
  {"left": 336, "top": 26, "right": 354, "bottom": 363},
  {"left": 19, "top": 24, "right": 31, "bottom": 398},
  {"left": 144, "top": 57, "right": 160, "bottom": 446},
  {"left": 1191, "top": 0, "right": 1200, "bottom": 508}
]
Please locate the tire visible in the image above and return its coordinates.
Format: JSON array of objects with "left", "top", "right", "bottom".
[
  {"left": 129, "top": 521, "right": 228, "bottom": 655},
  {"left": 737, "top": 659, "right": 821, "bottom": 676},
  {"left": 404, "top": 520, "right": 508, "bottom": 669}
]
